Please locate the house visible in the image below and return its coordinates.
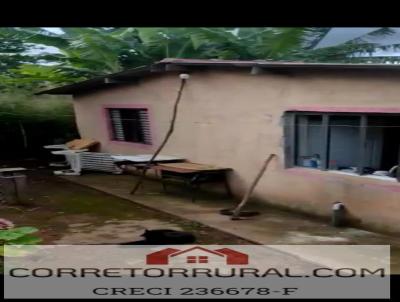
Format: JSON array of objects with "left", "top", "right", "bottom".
[
  {"left": 146, "top": 246, "right": 248, "bottom": 265},
  {"left": 39, "top": 58, "right": 400, "bottom": 233}
]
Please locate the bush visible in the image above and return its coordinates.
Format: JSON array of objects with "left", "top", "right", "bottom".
[{"left": 0, "top": 93, "right": 78, "bottom": 160}]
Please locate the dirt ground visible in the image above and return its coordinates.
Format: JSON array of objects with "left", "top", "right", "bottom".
[
  {"left": 1, "top": 160, "right": 398, "bottom": 273},
  {"left": 0, "top": 163, "right": 251, "bottom": 245}
]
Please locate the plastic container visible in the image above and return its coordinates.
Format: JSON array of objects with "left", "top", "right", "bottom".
[{"left": 332, "top": 201, "right": 346, "bottom": 227}]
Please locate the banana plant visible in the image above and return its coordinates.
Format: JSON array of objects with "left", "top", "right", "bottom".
[{"left": 2, "top": 27, "right": 400, "bottom": 93}]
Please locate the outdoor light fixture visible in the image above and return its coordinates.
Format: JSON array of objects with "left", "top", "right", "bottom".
[{"left": 179, "top": 73, "right": 190, "bottom": 80}]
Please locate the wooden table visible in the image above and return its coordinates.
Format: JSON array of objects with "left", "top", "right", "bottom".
[
  {"left": 153, "top": 162, "right": 233, "bottom": 202},
  {"left": 112, "top": 154, "right": 185, "bottom": 169}
]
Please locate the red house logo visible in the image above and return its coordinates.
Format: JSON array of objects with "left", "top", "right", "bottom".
[{"left": 146, "top": 246, "right": 248, "bottom": 265}]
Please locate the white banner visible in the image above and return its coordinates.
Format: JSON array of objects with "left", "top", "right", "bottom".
[{"left": 3, "top": 245, "right": 390, "bottom": 299}]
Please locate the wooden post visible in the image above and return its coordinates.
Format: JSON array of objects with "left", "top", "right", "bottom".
[
  {"left": 130, "top": 75, "right": 188, "bottom": 194},
  {"left": 231, "top": 154, "right": 277, "bottom": 219}
]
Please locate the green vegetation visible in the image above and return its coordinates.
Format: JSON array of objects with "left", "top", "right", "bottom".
[
  {"left": 0, "top": 227, "right": 41, "bottom": 246},
  {"left": 1, "top": 27, "right": 399, "bottom": 93},
  {"left": 0, "top": 222, "right": 41, "bottom": 273},
  {"left": 0, "top": 224, "right": 41, "bottom": 261},
  {"left": 0, "top": 27, "right": 398, "bottom": 157},
  {"left": 0, "top": 93, "right": 77, "bottom": 159}
]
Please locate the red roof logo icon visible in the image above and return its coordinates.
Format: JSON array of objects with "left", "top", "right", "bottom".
[{"left": 146, "top": 246, "right": 248, "bottom": 265}]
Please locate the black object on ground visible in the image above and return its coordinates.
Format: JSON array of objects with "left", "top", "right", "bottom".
[
  {"left": 219, "top": 208, "right": 260, "bottom": 217},
  {"left": 120, "top": 229, "right": 196, "bottom": 245}
]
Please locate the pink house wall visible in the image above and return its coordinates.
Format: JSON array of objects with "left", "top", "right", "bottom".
[{"left": 73, "top": 70, "right": 400, "bottom": 233}]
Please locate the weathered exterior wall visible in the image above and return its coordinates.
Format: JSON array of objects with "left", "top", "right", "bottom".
[{"left": 73, "top": 69, "right": 400, "bottom": 233}]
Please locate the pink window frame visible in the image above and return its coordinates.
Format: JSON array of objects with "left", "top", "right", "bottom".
[{"left": 103, "top": 104, "right": 155, "bottom": 149}]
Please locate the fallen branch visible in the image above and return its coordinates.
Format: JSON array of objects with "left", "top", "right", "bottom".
[
  {"left": 231, "top": 154, "right": 277, "bottom": 220},
  {"left": 130, "top": 74, "right": 189, "bottom": 194}
]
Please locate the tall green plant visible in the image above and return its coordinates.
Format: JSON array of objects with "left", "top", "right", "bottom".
[{"left": 1, "top": 27, "right": 400, "bottom": 93}]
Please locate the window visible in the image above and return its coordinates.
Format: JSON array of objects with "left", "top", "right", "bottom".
[
  {"left": 107, "top": 108, "right": 151, "bottom": 145},
  {"left": 284, "top": 112, "right": 400, "bottom": 181},
  {"left": 186, "top": 256, "right": 208, "bottom": 264},
  {"left": 295, "top": 115, "right": 324, "bottom": 168}
]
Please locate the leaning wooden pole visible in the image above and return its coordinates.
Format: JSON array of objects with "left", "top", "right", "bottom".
[
  {"left": 130, "top": 74, "right": 189, "bottom": 194},
  {"left": 231, "top": 154, "right": 277, "bottom": 219}
]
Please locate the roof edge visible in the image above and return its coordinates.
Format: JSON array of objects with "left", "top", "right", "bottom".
[{"left": 36, "top": 58, "right": 400, "bottom": 96}]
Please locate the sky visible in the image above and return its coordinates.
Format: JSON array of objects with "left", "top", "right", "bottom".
[
  {"left": 314, "top": 28, "right": 400, "bottom": 57},
  {"left": 42, "top": 27, "right": 64, "bottom": 34},
  {"left": 25, "top": 28, "right": 64, "bottom": 55}
]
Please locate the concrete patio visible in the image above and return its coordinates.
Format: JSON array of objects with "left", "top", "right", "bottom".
[{"left": 61, "top": 172, "right": 400, "bottom": 272}]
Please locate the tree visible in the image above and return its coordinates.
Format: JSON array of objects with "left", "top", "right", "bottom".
[
  {"left": 0, "top": 29, "right": 33, "bottom": 73},
  {"left": 1, "top": 27, "right": 400, "bottom": 93}
]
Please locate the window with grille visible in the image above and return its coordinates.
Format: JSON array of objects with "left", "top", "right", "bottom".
[
  {"left": 107, "top": 108, "right": 151, "bottom": 145},
  {"left": 186, "top": 256, "right": 208, "bottom": 263},
  {"left": 284, "top": 112, "right": 400, "bottom": 181}
]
